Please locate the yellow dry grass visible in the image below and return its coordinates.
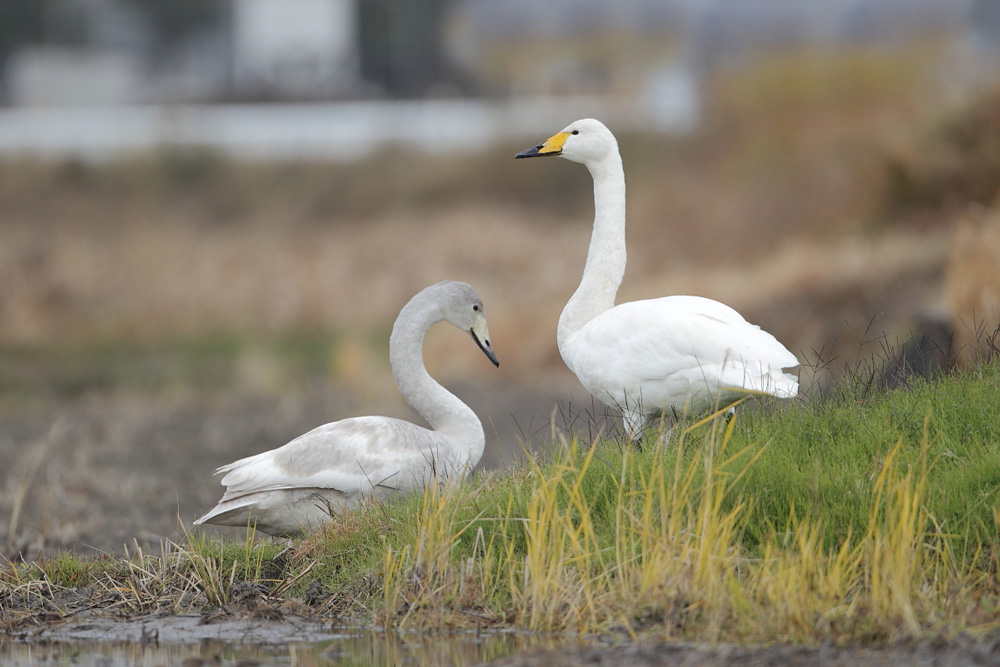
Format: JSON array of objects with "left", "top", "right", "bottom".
[{"left": 374, "top": 413, "right": 989, "bottom": 642}]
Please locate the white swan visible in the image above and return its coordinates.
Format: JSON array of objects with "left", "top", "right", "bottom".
[
  {"left": 516, "top": 119, "right": 798, "bottom": 438},
  {"left": 194, "top": 280, "right": 499, "bottom": 537}
]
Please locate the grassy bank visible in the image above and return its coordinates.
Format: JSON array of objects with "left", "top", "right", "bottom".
[{"left": 3, "top": 362, "right": 1000, "bottom": 643}]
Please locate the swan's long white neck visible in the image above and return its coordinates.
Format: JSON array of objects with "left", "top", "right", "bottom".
[
  {"left": 389, "top": 296, "right": 485, "bottom": 460},
  {"left": 557, "top": 151, "right": 627, "bottom": 356}
]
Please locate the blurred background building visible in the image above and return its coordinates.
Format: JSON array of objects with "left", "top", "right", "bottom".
[{"left": 0, "top": 0, "right": 993, "bottom": 159}]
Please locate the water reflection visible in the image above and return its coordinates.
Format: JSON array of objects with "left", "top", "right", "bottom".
[{"left": 1, "top": 629, "right": 566, "bottom": 666}]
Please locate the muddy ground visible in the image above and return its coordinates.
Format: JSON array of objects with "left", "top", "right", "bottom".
[
  {"left": 7, "top": 612, "right": 1000, "bottom": 666},
  {"left": 5, "top": 567, "right": 1000, "bottom": 665},
  {"left": 492, "top": 635, "right": 1000, "bottom": 667}
]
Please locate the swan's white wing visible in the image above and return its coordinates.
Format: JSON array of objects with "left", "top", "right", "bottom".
[
  {"left": 566, "top": 295, "right": 798, "bottom": 415},
  {"left": 214, "top": 416, "right": 458, "bottom": 504},
  {"left": 194, "top": 281, "right": 495, "bottom": 536}
]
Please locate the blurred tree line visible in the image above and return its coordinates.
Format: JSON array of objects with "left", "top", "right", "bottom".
[
  {"left": 358, "top": 0, "right": 466, "bottom": 98},
  {"left": 0, "top": 1, "right": 47, "bottom": 102},
  {"left": 0, "top": 0, "right": 462, "bottom": 104},
  {"left": 0, "top": 0, "right": 224, "bottom": 102}
]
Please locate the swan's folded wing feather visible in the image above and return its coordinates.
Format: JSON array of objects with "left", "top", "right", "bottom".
[
  {"left": 215, "top": 416, "right": 446, "bottom": 503},
  {"left": 570, "top": 296, "right": 798, "bottom": 405}
]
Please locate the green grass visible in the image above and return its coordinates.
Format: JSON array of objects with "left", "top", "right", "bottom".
[
  {"left": 296, "top": 362, "right": 1000, "bottom": 637},
  {"left": 726, "top": 366, "right": 1000, "bottom": 557},
  {"left": 1, "top": 551, "right": 123, "bottom": 589},
  {"left": 3, "top": 363, "right": 999, "bottom": 641}
]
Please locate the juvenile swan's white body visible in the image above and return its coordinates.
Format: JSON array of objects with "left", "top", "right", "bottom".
[
  {"left": 516, "top": 119, "right": 798, "bottom": 437},
  {"left": 194, "top": 281, "right": 499, "bottom": 537}
]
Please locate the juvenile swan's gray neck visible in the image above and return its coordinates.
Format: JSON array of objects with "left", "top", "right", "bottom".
[
  {"left": 389, "top": 292, "right": 484, "bottom": 456},
  {"left": 557, "top": 151, "right": 627, "bottom": 355}
]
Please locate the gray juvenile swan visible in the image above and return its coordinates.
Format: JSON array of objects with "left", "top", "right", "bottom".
[
  {"left": 516, "top": 119, "right": 798, "bottom": 439},
  {"left": 194, "top": 280, "right": 499, "bottom": 537}
]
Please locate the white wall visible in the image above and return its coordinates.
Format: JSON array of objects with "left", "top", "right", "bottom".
[
  {"left": 8, "top": 47, "right": 145, "bottom": 107},
  {"left": 232, "top": 0, "right": 357, "bottom": 97}
]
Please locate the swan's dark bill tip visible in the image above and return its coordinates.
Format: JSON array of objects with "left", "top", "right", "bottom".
[{"left": 471, "top": 330, "right": 499, "bottom": 367}]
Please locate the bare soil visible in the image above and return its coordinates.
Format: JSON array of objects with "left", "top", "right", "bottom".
[
  {"left": 491, "top": 635, "right": 1000, "bottom": 667},
  {"left": 8, "top": 606, "right": 1000, "bottom": 666}
]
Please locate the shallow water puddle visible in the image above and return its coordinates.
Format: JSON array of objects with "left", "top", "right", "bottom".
[{"left": 1, "top": 627, "right": 564, "bottom": 666}]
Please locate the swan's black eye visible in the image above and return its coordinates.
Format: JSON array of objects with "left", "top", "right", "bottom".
[
  {"left": 473, "top": 304, "right": 480, "bottom": 311},
  {"left": 571, "top": 130, "right": 579, "bottom": 135}
]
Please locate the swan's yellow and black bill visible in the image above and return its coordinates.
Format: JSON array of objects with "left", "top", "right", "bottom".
[
  {"left": 515, "top": 131, "right": 570, "bottom": 159},
  {"left": 470, "top": 315, "right": 499, "bottom": 367}
]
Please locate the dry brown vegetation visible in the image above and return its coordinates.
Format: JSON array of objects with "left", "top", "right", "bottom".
[
  {"left": 945, "top": 208, "right": 1000, "bottom": 364},
  {"left": 1, "top": 46, "right": 994, "bottom": 367}
]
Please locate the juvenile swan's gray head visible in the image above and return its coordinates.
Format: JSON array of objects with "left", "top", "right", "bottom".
[
  {"left": 514, "top": 118, "right": 619, "bottom": 165},
  {"left": 423, "top": 280, "right": 499, "bottom": 367}
]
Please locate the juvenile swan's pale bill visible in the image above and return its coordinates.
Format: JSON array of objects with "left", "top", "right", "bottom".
[
  {"left": 516, "top": 119, "right": 798, "bottom": 439},
  {"left": 194, "top": 281, "right": 499, "bottom": 537}
]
